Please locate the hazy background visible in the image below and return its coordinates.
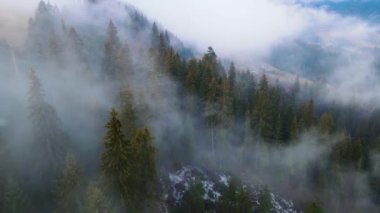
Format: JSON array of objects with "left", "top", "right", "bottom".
[{"left": 2, "top": 0, "right": 375, "bottom": 57}]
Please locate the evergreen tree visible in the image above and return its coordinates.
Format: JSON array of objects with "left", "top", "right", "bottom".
[
  {"left": 251, "top": 75, "right": 274, "bottom": 141},
  {"left": 174, "top": 181, "right": 205, "bottom": 213},
  {"left": 200, "top": 47, "right": 218, "bottom": 99},
  {"left": 101, "top": 109, "right": 157, "bottom": 211},
  {"left": 259, "top": 74, "right": 269, "bottom": 93},
  {"left": 48, "top": 29, "right": 63, "bottom": 65},
  {"left": 83, "top": 183, "right": 108, "bottom": 213},
  {"left": 185, "top": 59, "right": 200, "bottom": 114},
  {"left": 305, "top": 201, "right": 324, "bottom": 213},
  {"left": 67, "top": 27, "right": 88, "bottom": 69},
  {"left": 243, "top": 110, "right": 254, "bottom": 145},
  {"left": 204, "top": 77, "right": 219, "bottom": 152},
  {"left": 100, "top": 109, "right": 131, "bottom": 208},
  {"left": 150, "top": 22, "right": 160, "bottom": 49},
  {"left": 28, "top": 70, "right": 67, "bottom": 191},
  {"left": 3, "top": 178, "right": 33, "bottom": 213},
  {"left": 300, "top": 99, "right": 315, "bottom": 130},
  {"left": 119, "top": 88, "right": 138, "bottom": 139},
  {"left": 290, "top": 116, "right": 299, "bottom": 141},
  {"left": 53, "top": 154, "right": 82, "bottom": 213},
  {"left": 257, "top": 186, "right": 272, "bottom": 213},
  {"left": 319, "top": 112, "right": 333, "bottom": 141},
  {"left": 220, "top": 73, "right": 234, "bottom": 129},
  {"left": 218, "top": 179, "right": 253, "bottom": 213},
  {"left": 228, "top": 62, "right": 237, "bottom": 89},
  {"left": 185, "top": 59, "right": 199, "bottom": 95},
  {"left": 129, "top": 128, "right": 157, "bottom": 209},
  {"left": 115, "top": 43, "right": 133, "bottom": 82},
  {"left": 102, "top": 20, "right": 121, "bottom": 80}
]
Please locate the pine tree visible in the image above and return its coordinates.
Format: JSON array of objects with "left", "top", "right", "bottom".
[
  {"left": 83, "top": 183, "right": 108, "bottom": 213},
  {"left": 251, "top": 75, "right": 274, "bottom": 141},
  {"left": 100, "top": 109, "right": 131, "bottom": 208},
  {"left": 28, "top": 70, "right": 67, "bottom": 179},
  {"left": 102, "top": 20, "right": 121, "bottom": 80},
  {"left": 67, "top": 27, "right": 88, "bottom": 68},
  {"left": 3, "top": 178, "right": 33, "bottom": 213},
  {"left": 257, "top": 186, "right": 272, "bottom": 213},
  {"left": 150, "top": 22, "right": 160, "bottom": 50},
  {"left": 218, "top": 179, "right": 253, "bottom": 213},
  {"left": 259, "top": 74, "right": 269, "bottom": 93},
  {"left": 200, "top": 47, "right": 218, "bottom": 99},
  {"left": 300, "top": 99, "right": 315, "bottom": 130},
  {"left": 174, "top": 181, "right": 205, "bottom": 213},
  {"left": 204, "top": 77, "right": 219, "bottom": 152},
  {"left": 220, "top": 73, "right": 234, "bottom": 129},
  {"left": 243, "top": 110, "right": 254, "bottom": 145},
  {"left": 290, "top": 116, "right": 299, "bottom": 141},
  {"left": 319, "top": 112, "right": 333, "bottom": 141},
  {"left": 129, "top": 128, "right": 157, "bottom": 209},
  {"left": 228, "top": 62, "right": 237, "bottom": 89},
  {"left": 48, "top": 29, "right": 63, "bottom": 65},
  {"left": 305, "top": 201, "right": 324, "bottom": 213},
  {"left": 54, "top": 154, "right": 82, "bottom": 213},
  {"left": 119, "top": 88, "right": 138, "bottom": 139},
  {"left": 185, "top": 59, "right": 199, "bottom": 95},
  {"left": 115, "top": 43, "right": 133, "bottom": 82}
]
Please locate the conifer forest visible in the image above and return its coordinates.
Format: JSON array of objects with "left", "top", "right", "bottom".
[{"left": 1, "top": 0, "right": 380, "bottom": 212}]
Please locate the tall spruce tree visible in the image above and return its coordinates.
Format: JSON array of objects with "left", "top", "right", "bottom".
[
  {"left": 28, "top": 70, "right": 67, "bottom": 192},
  {"left": 53, "top": 154, "right": 82, "bottom": 213},
  {"left": 119, "top": 88, "right": 138, "bottom": 139},
  {"left": 220, "top": 73, "right": 234, "bottom": 129},
  {"left": 128, "top": 128, "right": 157, "bottom": 210},
  {"left": 251, "top": 75, "right": 274, "bottom": 141},
  {"left": 204, "top": 77, "right": 219, "bottom": 152},
  {"left": 319, "top": 112, "right": 333, "bottom": 141},
  {"left": 257, "top": 186, "right": 273, "bottom": 213},
  {"left": 100, "top": 109, "right": 131, "bottom": 209},
  {"left": 83, "top": 183, "right": 108, "bottom": 213},
  {"left": 102, "top": 20, "right": 121, "bottom": 80},
  {"left": 3, "top": 178, "right": 33, "bottom": 213}
]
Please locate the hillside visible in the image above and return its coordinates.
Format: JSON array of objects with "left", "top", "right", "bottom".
[{"left": 0, "top": 1, "right": 379, "bottom": 212}]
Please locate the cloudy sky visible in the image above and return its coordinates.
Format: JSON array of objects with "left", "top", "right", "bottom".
[
  {"left": 0, "top": 0, "right": 328, "bottom": 53},
  {"left": 0, "top": 0, "right": 375, "bottom": 58}
]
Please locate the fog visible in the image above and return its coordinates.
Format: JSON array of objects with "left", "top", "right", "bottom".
[{"left": 0, "top": 0, "right": 379, "bottom": 212}]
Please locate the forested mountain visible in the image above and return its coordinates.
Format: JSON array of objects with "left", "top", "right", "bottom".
[{"left": 0, "top": 0, "right": 379, "bottom": 212}]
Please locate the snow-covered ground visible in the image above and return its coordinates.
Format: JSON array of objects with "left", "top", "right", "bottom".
[{"left": 165, "top": 165, "right": 298, "bottom": 213}]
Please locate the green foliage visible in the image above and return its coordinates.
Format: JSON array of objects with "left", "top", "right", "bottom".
[
  {"left": 120, "top": 88, "right": 138, "bottom": 139},
  {"left": 257, "top": 186, "right": 273, "bottom": 213},
  {"left": 101, "top": 108, "right": 131, "bottom": 207},
  {"left": 53, "top": 154, "right": 82, "bottom": 213},
  {"left": 101, "top": 109, "right": 157, "bottom": 211},
  {"left": 299, "top": 99, "right": 315, "bottom": 130},
  {"left": 332, "top": 137, "right": 364, "bottom": 169},
  {"left": 102, "top": 20, "right": 122, "bottom": 80},
  {"left": 174, "top": 181, "right": 206, "bottom": 213},
  {"left": 290, "top": 116, "right": 299, "bottom": 141},
  {"left": 218, "top": 179, "right": 253, "bottom": 213},
  {"left": 83, "top": 183, "right": 108, "bottom": 213},
  {"left": 3, "top": 178, "right": 33, "bottom": 213},
  {"left": 220, "top": 73, "right": 234, "bottom": 129},
  {"left": 251, "top": 75, "right": 275, "bottom": 141},
  {"left": 128, "top": 127, "right": 157, "bottom": 209},
  {"left": 319, "top": 112, "right": 334, "bottom": 141},
  {"left": 28, "top": 70, "right": 67, "bottom": 181},
  {"left": 305, "top": 201, "right": 324, "bottom": 213}
]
